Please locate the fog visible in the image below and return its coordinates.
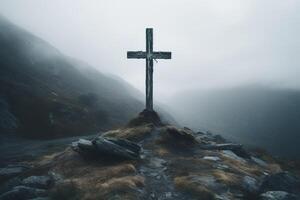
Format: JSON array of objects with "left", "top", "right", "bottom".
[{"left": 0, "top": 0, "right": 299, "bottom": 103}]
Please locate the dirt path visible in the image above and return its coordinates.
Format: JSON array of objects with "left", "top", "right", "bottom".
[{"left": 137, "top": 129, "right": 189, "bottom": 200}]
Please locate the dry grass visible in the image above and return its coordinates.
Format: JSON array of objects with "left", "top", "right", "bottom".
[
  {"left": 155, "top": 146, "right": 170, "bottom": 156},
  {"left": 126, "top": 109, "right": 162, "bottom": 127},
  {"left": 277, "top": 159, "right": 300, "bottom": 176},
  {"left": 211, "top": 170, "right": 241, "bottom": 187},
  {"left": 250, "top": 148, "right": 276, "bottom": 163},
  {"left": 220, "top": 154, "right": 263, "bottom": 177},
  {"left": 156, "top": 126, "right": 198, "bottom": 149},
  {"left": 102, "top": 124, "right": 154, "bottom": 142},
  {"left": 267, "top": 163, "right": 282, "bottom": 173},
  {"left": 98, "top": 175, "right": 144, "bottom": 194},
  {"left": 50, "top": 175, "right": 144, "bottom": 200},
  {"left": 174, "top": 176, "right": 216, "bottom": 200},
  {"left": 32, "top": 147, "right": 143, "bottom": 200}
]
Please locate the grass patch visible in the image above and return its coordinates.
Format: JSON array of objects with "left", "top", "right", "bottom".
[
  {"left": 156, "top": 126, "right": 198, "bottom": 150},
  {"left": 211, "top": 170, "right": 241, "bottom": 187},
  {"left": 126, "top": 109, "right": 162, "bottom": 127},
  {"left": 174, "top": 176, "right": 216, "bottom": 200},
  {"left": 102, "top": 124, "right": 154, "bottom": 142}
]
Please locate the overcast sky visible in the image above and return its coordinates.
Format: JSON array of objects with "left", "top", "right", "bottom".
[{"left": 0, "top": 0, "right": 299, "bottom": 102}]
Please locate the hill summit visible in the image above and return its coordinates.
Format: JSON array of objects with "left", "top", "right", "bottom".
[{"left": 0, "top": 110, "right": 299, "bottom": 200}]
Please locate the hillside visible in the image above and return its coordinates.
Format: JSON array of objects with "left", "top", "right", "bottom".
[
  {"left": 0, "top": 15, "right": 144, "bottom": 138},
  {"left": 0, "top": 111, "right": 299, "bottom": 200},
  {"left": 168, "top": 85, "right": 300, "bottom": 158}
]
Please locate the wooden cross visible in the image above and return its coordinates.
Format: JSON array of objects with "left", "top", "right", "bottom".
[{"left": 127, "top": 28, "right": 171, "bottom": 111}]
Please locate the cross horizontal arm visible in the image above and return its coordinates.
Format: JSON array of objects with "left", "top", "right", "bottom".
[
  {"left": 152, "top": 52, "right": 171, "bottom": 59},
  {"left": 127, "top": 51, "right": 146, "bottom": 59},
  {"left": 127, "top": 51, "right": 171, "bottom": 59}
]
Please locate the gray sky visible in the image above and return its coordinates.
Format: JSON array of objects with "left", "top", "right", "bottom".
[{"left": 0, "top": 0, "right": 299, "bottom": 103}]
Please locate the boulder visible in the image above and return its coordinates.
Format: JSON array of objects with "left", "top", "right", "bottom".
[
  {"left": 72, "top": 137, "right": 141, "bottom": 160},
  {"left": 0, "top": 177, "right": 22, "bottom": 194},
  {"left": 22, "top": 176, "right": 53, "bottom": 189},
  {"left": 72, "top": 139, "right": 94, "bottom": 154},
  {"left": 203, "top": 156, "right": 221, "bottom": 162},
  {"left": 260, "top": 172, "right": 300, "bottom": 194},
  {"left": 201, "top": 143, "right": 251, "bottom": 159},
  {"left": 221, "top": 150, "right": 246, "bottom": 163},
  {"left": 92, "top": 137, "right": 140, "bottom": 159},
  {"left": 251, "top": 156, "right": 268, "bottom": 167},
  {"left": 260, "top": 191, "right": 298, "bottom": 200},
  {"left": 0, "top": 164, "right": 30, "bottom": 182},
  {"left": 157, "top": 126, "right": 198, "bottom": 149},
  {"left": 0, "top": 186, "right": 46, "bottom": 200},
  {"left": 242, "top": 176, "right": 260, "bottom": 194}
]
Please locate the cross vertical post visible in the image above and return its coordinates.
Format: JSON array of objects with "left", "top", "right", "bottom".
[
  {"left": 127, "top": 28, "right": 171, "bottom": 111},
  {"left": 146, "top": 28, "right": 153, "bottom": 111}
]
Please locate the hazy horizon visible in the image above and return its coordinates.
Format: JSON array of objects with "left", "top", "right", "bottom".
[{"left": 0, "top": 0, "right": 299, "bottom": 103}]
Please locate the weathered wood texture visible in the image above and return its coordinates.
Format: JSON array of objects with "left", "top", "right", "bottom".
[
  {"left": 127, "top": 51, "right": 171, "bottom": 59},
  {"left": 127, "top": 51, "right": 146, "bottom": 59},
  {"left": 127, "top": 28, "right": 171, "bottom": 111},
  {"left": 146, "top": 28, "right": 153, "bottom": 111},
  {"left": 152, "top": 52, "right": 171, "bottom": 59}
]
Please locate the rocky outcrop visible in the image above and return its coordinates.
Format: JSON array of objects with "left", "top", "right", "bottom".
[
  {"left": 0, "top": 186, "right": 46, "bottom": 200},
  {"left": 260, "top": 171, "right": 300, "bottom": 194},
  {"left": 260, "top": 191, "right": 298, "bottom": 200},
  {"left": 0, "top": 112, "right": 299, "bottom": 199},
  {"left": 127, "top": 109, "right": 163, "bottom": 127},
  {"left": 72, "top": 137, "right": 141, "bottom": 160},
  {"left": 0, "top": 164, "right": 31, "bottom": 182},
  {"left": 22, "top": 176, "right": 53, "bottom": 189}
]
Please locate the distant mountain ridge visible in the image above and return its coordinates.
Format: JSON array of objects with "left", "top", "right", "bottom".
[
  {"left": 169, "top": 85, "right": 300, "bottom": 158},
  {"left": 0, "top": 15, "right": 144, "bottom": 138}
]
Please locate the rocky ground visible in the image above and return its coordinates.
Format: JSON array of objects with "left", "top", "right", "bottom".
[{"left": 0, "top": 110, "right": 299, "bottom": 200}]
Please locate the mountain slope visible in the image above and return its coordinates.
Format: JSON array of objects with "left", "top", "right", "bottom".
[
  {"left": 1, "top": 111, "right": 299, "bottom": 199},
  {"left": 169, "top": 85, "right": 300, "bottom": 158},
  {"left": 0, "top": 15, "right": 144, "bottom": 138}
]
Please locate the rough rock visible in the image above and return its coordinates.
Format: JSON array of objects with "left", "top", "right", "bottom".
[
  {"left": 22, "top": 176, "right": 53, "bottom": 189},
  {"left": 203, "top": 156, "right": 221, "bottom": 162},
  {"left": 221, "top": 150, "right": 246, "bottom": 163},
  {"left": 0, "top": 177, "right": 22, "bottom": 194},
  {"left": 260, "top": 172, "right": 300, "bottom": 193},
  {"left": 29, "top": 198, "right": 50, "bottom": 200},
  {"left": 148, "top": 157, "right": 167, "bottom": 168},
  {"left": 0, "top": 164, "right": 30, "bottom": 181},
  {"left": 72, "top": 137, "right": 141, "bottom": 160},
  {"left": 157, "top": 126, "right": 198, "bottom": 149},
  {"left": 202, "top": 143, "right": 251, "bottom": 158},
  {"left": 165, "top": 192, "right": 172, "bottom": 198},
  {"left": 242, "top": 176, "right": 259, "bottom": 194},
  {"left": 47, "top": 171, "right": 63, "bottom": 184},
  {"left": 0, "top": 97, "right": 19, "bottom": 131},
  {"left": 92, "top": 137, "right": 140, "bottom": 159},
  {"left": 252, "top": 156, "right": 268, "bottom": 167},
  {"left": 0, "top": 186, "right": 46, "bottom": 200},
  {"left": 260, "top": 191, "right": 298, "bottom": 200},
  {"left": 72, "top": 139, "right": 94, "bottom": 154}
]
